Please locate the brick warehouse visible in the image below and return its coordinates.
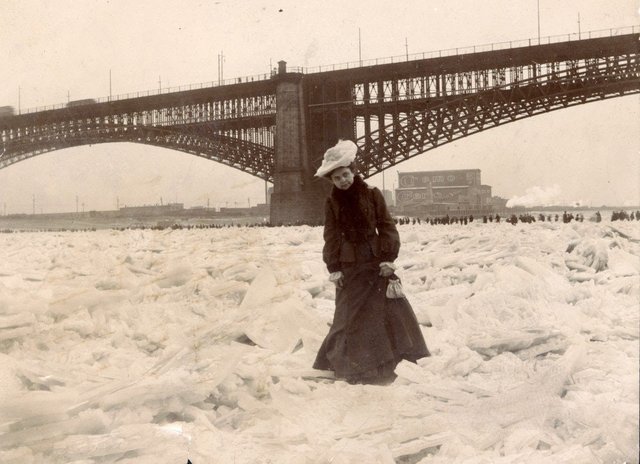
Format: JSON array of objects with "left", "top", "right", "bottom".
[{"left": 394, "top": 169, "right": 507, "bottom": 216}]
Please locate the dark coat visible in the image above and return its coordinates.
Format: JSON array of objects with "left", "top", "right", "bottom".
[
  {"left": 314, "top": 176, "right": 430, "bottom": 383},
  {"left": 322, "top": 178, "right": 400, "bottom": 273}
]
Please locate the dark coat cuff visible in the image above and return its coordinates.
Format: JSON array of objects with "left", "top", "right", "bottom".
[
  {"left": 327, "top": 263, "right": 342, "bottom": 273},
  {"left": 379, "top": 253, "right": 396, "bottom": 263}
]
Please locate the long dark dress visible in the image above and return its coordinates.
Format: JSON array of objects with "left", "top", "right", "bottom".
[{"left": 313, "top": 176, "right": 430, "bottom": 383}]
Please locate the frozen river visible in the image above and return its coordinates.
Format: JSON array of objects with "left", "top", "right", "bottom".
[{"left": 0, "top": 220, "right": 638, "bottom": 463}]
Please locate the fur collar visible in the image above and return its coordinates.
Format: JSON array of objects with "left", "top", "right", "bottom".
[{"left": 331, "top": 175, "right": 368, "bottom": 203}]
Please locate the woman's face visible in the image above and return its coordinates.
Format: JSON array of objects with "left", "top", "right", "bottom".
[{"left": 330, "top": 167, "right": 354, "bottom": 190}]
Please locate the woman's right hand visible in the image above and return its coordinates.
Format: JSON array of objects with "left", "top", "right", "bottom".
[
  {"left": 379, "top": 262, "right": 396, "bottom": 277},
  {"left": 329, "top": 271, "right": 344, "bottom": 289}
]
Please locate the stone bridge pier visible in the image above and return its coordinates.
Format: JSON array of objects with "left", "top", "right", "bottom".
[{"left": 270, "top": 61, "right": 353, "bottom": 225}]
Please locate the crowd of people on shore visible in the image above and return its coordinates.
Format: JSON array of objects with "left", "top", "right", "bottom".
[
  {"left": 397, "top": 209, "right": 640, "bottom": 227},
  {"left": 0, "top": 223, "right": 272, "bottom": 234},
  {"left": 611, "top": 210, "right": 639, "bottom": 221},
  {"left": 1, "top": 210, "right": 639, "bottom": 234}
]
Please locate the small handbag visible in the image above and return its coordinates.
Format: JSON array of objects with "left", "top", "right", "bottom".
[{"left": 386, "top": 277, "right": 405, "bottom": 299}]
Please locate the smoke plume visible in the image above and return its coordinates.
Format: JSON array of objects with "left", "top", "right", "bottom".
[{"left": 506, "top": 185, "right": 562, "bottom": 208}]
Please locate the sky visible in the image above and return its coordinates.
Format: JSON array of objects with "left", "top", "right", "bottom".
[{"left": 0, "top": 0, "right": 638, "bottom": 214}]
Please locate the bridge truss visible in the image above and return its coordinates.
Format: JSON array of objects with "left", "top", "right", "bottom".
[
  {"left": 0, "top": 32, "right": 638, "bottom": 185},
  {"left": 0, "top": 86, "right": 278, "bottom": 180},
  {"left": 354, "top": 49, "right": 639, "bottom": 177}
]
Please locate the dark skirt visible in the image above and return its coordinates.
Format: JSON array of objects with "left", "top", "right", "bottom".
[{"left": 313, "top": 245, "right": 430, "bottom": 384}]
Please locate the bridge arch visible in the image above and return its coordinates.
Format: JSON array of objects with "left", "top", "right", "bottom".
[
  {"left": 0, "top": 124, "right": 275, "bottom": 181},
  {"left": 356, "top": 54, "right": 639, "bottom": 177}
]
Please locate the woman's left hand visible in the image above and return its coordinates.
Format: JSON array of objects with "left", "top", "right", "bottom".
[{"left": 379, "top": 262, "right": 396, "bottom": 277}]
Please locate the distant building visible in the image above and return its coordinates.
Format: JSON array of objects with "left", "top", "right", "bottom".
[
  {"left": 395, "top": 169, "right": 501, "bottom": 215},
  {"left": 119, "top": 203, "right": 184, "bottom": 217},
  {"left": 218, "top": 203, "right": 269, "bottom": 216},
  {"left": 488, "top": 195, "right": 509, "bottom": 209}
]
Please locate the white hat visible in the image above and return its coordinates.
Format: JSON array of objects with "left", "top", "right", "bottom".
[{"left": 314, "top": 139, "right": 357, "bottom": 178}]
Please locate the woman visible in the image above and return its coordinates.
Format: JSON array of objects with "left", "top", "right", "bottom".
[{"left": 312, "top": 139, "right": 430, "bottom": 384}]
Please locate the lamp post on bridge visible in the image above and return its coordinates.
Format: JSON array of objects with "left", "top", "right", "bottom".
[
  {"left": 218, "top": 51, "right": 225, "bottom": 84},
  {"left": 537, "top": 0, "right": 541, "bottom": 44},
  {"left": 578, "top": 12, "right": 581, "bottom": 39},
  {"left": 358, "top": 28, "right": 362, "bottom": 66}
]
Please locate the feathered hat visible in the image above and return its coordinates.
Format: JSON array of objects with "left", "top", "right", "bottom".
[{"left": 314, "top": 139, "right": 358, "bottom": 178}]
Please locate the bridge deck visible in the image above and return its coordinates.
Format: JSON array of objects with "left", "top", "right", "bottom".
[{"left": 1, "top": 32, "right": 637, "bottom": 130}]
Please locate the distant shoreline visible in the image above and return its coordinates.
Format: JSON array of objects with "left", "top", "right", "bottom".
[
  {"left": 0, "top": 205, "right": 638, "bottom": 232},
  {"left": 0, "top": 214, "right": 269, "bottom": 231},
  {"left": 2, "top": 204, "right": 637, "bottom": 220}
]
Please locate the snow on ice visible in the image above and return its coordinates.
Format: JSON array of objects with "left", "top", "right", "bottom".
[{"left": 0, "top": 221, "right": 638, "bottom": 463}]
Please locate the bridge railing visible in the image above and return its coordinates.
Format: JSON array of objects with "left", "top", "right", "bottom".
[
  {"left": 302, "top": 25, "right": 639, "bottom": 73},
  {"left": 17, "top": 71, "right": 279, "bottom": 116}
]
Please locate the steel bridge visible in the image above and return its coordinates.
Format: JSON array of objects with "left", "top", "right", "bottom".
[{"left": 1, "top": 28, "right": 638, "bottom": 223}]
